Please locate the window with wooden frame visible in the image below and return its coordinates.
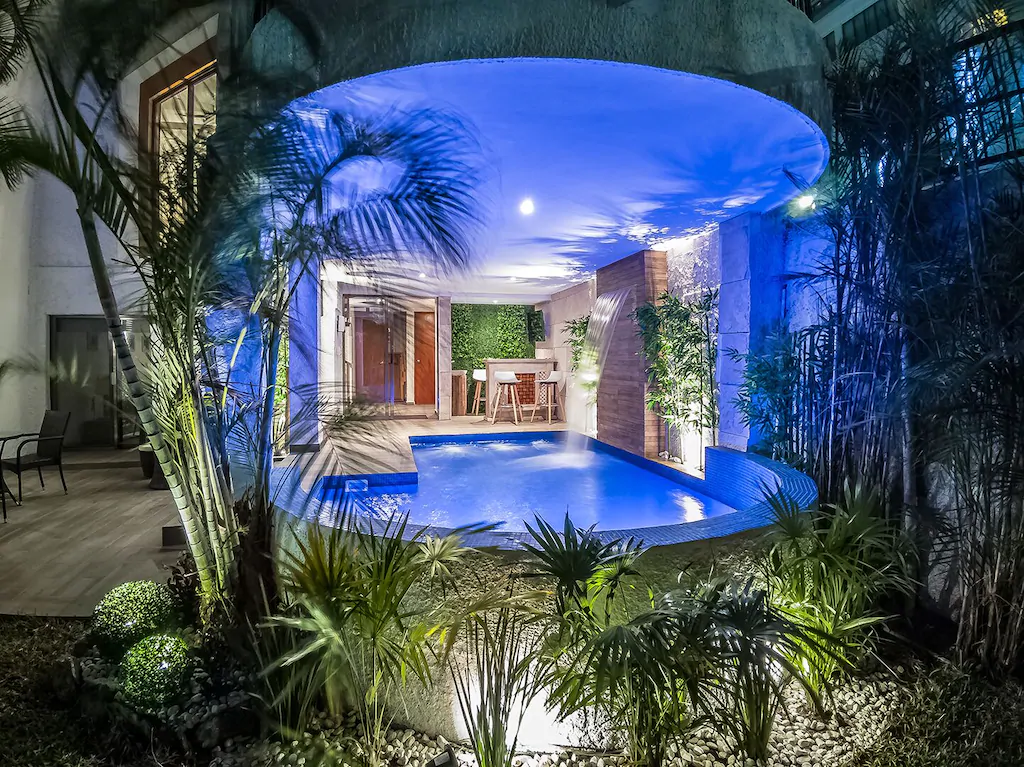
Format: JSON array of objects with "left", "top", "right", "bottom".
[{"left": 139, "top": 43, "right": 217, "bottom": 221}]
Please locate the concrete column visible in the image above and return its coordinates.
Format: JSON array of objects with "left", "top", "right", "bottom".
[
  {"left": 405, "top": 310, "right": 416, "bottom": 404},
  {"left": 717, "top": 214, "right": 754, "bottom": 451},
  {"left": 435, "top": 296, "right": 452, "bottom": 420},
  {"left": 288, "top": 263, "right": 320, "bottom": 451},
  {"left": 717, "top": 211, "right": 786, "bottom": 452},
  {"left": 318, "top": 278, "right": 338, "bottom": 400}
]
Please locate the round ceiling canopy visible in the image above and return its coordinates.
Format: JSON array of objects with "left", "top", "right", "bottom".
[{"left": 302, "top": 57, "right": 828, "bottom": 302}]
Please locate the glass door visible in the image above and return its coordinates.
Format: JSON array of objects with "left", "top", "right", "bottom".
[
  {"left": 348, "top": 296, "right": 404, "bottom": 417},
  {"left": 50, "top": 317, "right": 116, "bottom": 448}
]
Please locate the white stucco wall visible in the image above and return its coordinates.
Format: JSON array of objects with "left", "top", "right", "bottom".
[
  {"left": 0, "top": 75, "right": 38, "bottom": 435},
  {"left": 0, "top": 12, "right": 220, "bottom": 436},
  {"left": 534, "top": 279, "right": 596, "bottom": 430}
]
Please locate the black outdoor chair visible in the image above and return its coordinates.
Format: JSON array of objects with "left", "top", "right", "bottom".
[{"left": 0, "top": 410, "right": 71, "bottom": 519}]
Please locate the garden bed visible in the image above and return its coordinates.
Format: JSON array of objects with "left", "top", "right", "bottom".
[{"left": 7, "top": 526, "right": 1024, "bottom": 767}]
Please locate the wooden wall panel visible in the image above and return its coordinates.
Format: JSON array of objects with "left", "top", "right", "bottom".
[{"left": 595, "top": 249, "right": 667, "bottom": 458}]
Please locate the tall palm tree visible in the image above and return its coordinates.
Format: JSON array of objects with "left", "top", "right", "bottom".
[
  {"left": 0, "top": 0, "right": 482, "bottom": 617},
  {"left": 0, "top": 0, "right": 222, "bottom": 598}
]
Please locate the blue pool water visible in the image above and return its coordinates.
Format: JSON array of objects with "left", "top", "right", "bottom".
[{"left": 343, "top": 435, "right": 735, "bottom": 533}]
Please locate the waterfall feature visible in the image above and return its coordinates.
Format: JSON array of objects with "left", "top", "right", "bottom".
[{"left": 566, "top": 288, "right": 632, "bottom": 452}]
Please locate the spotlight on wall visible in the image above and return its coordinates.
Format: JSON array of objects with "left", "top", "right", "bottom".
[
  {"left": 519, "top": 197, "right": 536, "bottom": 216},
  {"left": 795, "top": 193, "right": 816, "bottom": 210}
]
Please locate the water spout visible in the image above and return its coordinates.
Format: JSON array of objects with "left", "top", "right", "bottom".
[{"left": 566, "top": 288, "right": 632, "bottom": 452}]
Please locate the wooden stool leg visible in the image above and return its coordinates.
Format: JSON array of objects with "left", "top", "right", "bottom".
[
  {"left": 530, "top": 386, "right": 538, "bottom": 423},
  {"left": 472, "top": 381, "right": 481, "bottom": 415},
  {"left": 489, "top": 384, "right": 502, "bottom": 424},
  {"left": 511, "top": 385, "right": 520, "bottom": 425},
  {"left": 547, "top": 384, "right": 553, "bottom": 423}
]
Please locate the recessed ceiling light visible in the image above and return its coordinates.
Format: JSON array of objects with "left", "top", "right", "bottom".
[
  {"left": 418, "top": 272, "right": 427, "bottom": 279},
  {"left": 519, "top": 197, "right": 535, "bottom": 216}
]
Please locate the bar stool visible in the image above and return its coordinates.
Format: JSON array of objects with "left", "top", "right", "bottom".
[
  {"left": 532, "top": 371, "right": 566, "bottom": 423},
  {"left": 471, "top": 369, "right": 488, "bottom": 416},
  {"left": 490, "top": 371, "right": 522, "bottom": 425}
]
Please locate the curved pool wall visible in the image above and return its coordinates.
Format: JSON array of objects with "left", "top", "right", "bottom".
[{"left": 273, "top": 432, "right": 817, "bottom": 549}]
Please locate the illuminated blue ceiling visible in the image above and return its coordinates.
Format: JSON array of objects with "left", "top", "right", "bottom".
[{"left": 304, "top": 58, "right": 828, "bottom": 302}]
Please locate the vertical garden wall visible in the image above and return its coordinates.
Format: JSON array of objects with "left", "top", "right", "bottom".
[{"left": 451, "top": 304, "right": 539, "bottom": 410}]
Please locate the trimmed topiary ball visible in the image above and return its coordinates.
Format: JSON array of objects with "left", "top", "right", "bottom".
[
  {"left": 91, "top": 580, "right": 180, "bottom": 656},
  {"left": 120, "top": 633, "right": 194, "bottom": 709}
]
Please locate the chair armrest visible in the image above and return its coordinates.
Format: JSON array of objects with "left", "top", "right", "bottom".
[
  {"left": 15, "top": 435, "right": 65, "bottom": 461},
  {"left": 0, "top": 433, "right": 40, "bottom": 458}
]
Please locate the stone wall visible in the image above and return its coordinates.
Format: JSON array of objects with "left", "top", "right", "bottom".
[{"left": 595, "top": 249, "right": 667, "bottom": 458}]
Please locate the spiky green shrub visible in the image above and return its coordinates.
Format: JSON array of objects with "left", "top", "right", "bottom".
[
  {"left": 268, "top": 517, "right": 473, "bottom": 767},
  {"left": 522, "top": 513, "right": 642, "bottom": 627},
  {"left": 91, "top": 580, "right": 181, "bottom": 657},
  {"left": 762, "top": 484, "right": 913, "bottom": 697},
  {"left": 120, "top": 633, "right": 193, "bottom": 708}
]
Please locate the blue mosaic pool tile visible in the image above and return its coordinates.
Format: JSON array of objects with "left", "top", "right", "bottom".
[{"left": 271, "top": 435, "right": 818, "bottom": 551}]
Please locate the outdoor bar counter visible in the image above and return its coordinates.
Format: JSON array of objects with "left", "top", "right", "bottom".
[{"left": 482, "top": 358, "right": 556, "bottom": 420}]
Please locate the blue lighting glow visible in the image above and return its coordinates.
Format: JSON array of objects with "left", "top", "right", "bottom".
[{"left": 296, "top": 57, "right": 829, "bottom": 301}]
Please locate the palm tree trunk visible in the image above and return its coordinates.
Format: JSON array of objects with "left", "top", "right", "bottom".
[{"left": 77, "top": 201, "right": 219, "bottom": 604}]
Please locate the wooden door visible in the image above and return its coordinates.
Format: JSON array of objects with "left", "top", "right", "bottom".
[
  {"left": 414, "top": 311, "right": 436, "bottom": 405},
  {"left": 360, "top": 318, "right": 388, "bottom": 401}
]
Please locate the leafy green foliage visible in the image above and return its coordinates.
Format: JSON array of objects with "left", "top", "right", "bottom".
[
  {"left": 522, "top": 514, "right": 642, "bottom": 626},
  {"left": 523, "top": 514, "right": 837, "bottom": 764},
  {"left": 451, "top": 304, "right": 535, "bottom": 408},
  {"left": 0, "top": 615, "right": 188, "bottom": 766},
  {"left": 632, "top": 290, "right": 719, "bottom": 459},
  {"left": 0, "top": 0, "right": 486, "bottom": 624},
  {"left": 91, "top": 581, "right": 181, "bottom": 657},
  {"left": 545, "top": 569, "right": 834, "bottom": 765},
  {"left": 851, "top": 664, "right": 1024, "bottom": 767},
  {"left": 526, "top": 307, "right": 546, "bottom": 344},
  {"left": 266, "top": 518, "right": 471, "bottom": 767},
  {"left": 762, "top": 484, "right": 913, "bottom": 697},
  {"left": 561, "top": 315, "right": 590, "bottom": 374},
  {"left": 445, "top": 596, "right": 549, "bottom": 767},
  {"left": 728, "top": 324, "right": 801, "bottom": 463},
  {"left": 705, "top": 579, "right": 829, "bottom": 762},
  {"left": 120, "top": 633, "right": 193, "bottom": 709}
]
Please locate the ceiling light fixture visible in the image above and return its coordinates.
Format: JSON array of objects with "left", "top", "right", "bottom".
[
  {"left": 418, "top": 272, "right": 427, "bottom": 279},
  {"left": 795, "top": 193, "right": 815, "bottom": 210},
  {"left": 519, "top": 197, "right": 536, "bottom": 216}
]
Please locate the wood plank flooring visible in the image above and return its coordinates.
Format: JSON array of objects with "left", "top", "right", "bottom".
[
  {"left": 0, "top": 421, "right": 568, "bottom": 618},
  {"left": 0, "top": 453, "right": 178, "bottom": 617}
]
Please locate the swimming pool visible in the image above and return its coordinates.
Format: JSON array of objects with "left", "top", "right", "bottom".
[
  {"left": 299, "top": 431, "right": 817, "bottom": 548},
  {"left": 349, "top": 434, "right": 734, "bottom": 533}
]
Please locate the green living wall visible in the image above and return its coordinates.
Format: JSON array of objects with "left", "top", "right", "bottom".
[{"left": 451, "top": 304, "right": 537, "bottom": 410}]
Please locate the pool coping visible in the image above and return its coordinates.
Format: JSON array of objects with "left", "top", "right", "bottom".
[{"left": 273, "top": 431, "right": 817, "bottom": 550}]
